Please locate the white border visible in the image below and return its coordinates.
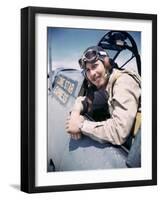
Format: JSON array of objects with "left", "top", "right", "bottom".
[{"left": 35, "top": 13, "right": 152, "bottom": 186}]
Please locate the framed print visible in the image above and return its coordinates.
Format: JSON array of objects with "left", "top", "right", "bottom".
[{"left": 21, "top": 6, "right": 157, "bottom": 193}]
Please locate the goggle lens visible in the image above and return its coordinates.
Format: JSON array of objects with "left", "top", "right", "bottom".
[
  {"left": 79, "top": 48, "right": 107, "bottom": 69},
  {"left": 84, "top": 50, "right": 97, "bottom": 61}
]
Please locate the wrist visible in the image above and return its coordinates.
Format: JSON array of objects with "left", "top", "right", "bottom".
[
  {"left": 78, "top": 116, "right": 85, "bottom": 132},
  {"left": 78, "top": 120, "right": 84, "bottom": 132},
  {"left": 71, "top": 110, "right": 80, "bottom": 116}
]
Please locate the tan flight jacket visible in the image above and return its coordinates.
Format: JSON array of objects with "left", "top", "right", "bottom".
[{"left": 72, "top": 69, "right": 141, "bottom": 145}]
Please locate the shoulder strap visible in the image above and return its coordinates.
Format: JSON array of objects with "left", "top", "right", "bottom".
[
  {"left": 108, "top": 69, "right": 141, "bottom": 137},
  {"left": 111, "top": 71, "right": 122, "bottom": 97},
  {"left": 108, "top": 69, "right": 141, "bottom": 97}
]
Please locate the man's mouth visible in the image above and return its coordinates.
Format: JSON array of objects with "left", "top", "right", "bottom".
[{"left": 94, "top": 75, "right": 101, "bottom": 83}]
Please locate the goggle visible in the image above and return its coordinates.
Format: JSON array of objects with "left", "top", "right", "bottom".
[{"left": 79, "top": 49, "right": 107, "bottom": 69}]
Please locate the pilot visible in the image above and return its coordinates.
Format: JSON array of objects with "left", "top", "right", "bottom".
[{"left": 65, "top": 46, "right": 141, "bottom": 145}]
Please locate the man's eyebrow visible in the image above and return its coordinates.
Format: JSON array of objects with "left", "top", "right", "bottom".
[
  {"left": 86, "top": 63, "right": 98, "bottom": 70},
  {"left": 92, "top": 63, "right": 98, "bottom": 67}
]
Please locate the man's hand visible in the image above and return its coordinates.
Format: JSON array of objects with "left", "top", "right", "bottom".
[{"left": 65, "top": 111, "right": 84, "bottom": 140}]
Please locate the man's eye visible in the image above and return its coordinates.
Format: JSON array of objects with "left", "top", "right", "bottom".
[{"left": 92, "top": 64, "right": 98, "bottom": 69}]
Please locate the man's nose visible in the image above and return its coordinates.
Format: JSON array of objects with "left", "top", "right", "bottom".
[{"left": 89, "top": 69, "right": 96, "bottom": 78}]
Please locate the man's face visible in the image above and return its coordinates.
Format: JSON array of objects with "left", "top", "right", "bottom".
[{"left": 85, "top": 59, "right": 108, "bottom": 89}]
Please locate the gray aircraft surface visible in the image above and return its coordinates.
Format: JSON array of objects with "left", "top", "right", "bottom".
[{"left": 47, "top": 31, "right": 141, "bottom": 172}]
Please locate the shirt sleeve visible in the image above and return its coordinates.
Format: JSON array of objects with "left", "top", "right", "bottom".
[{"left": 81, "top": 74, "right": 141, "bottom": 145}]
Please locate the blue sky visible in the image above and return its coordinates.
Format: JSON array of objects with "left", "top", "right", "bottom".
[{"left": 47, "top": 27, "right": 141, "bottom": 72}]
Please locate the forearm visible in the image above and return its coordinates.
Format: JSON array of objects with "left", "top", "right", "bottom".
[
  {"left": 71, "top": 96, "right": 85, "bottom": 114},
  {"left": 81, "top": 114, "right": 135, "bottom": 145}
]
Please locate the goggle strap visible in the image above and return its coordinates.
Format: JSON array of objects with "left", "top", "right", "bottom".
[{"left": 99, "top": 51, "right": 107, "bottom": 56}]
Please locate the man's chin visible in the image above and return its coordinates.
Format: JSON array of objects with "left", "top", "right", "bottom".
[
  {"left": 96, "top": 80, "right": 106, "bottom": 89},
  {"left": 95, "top": 83, "right": 102, "bottom": 89}
]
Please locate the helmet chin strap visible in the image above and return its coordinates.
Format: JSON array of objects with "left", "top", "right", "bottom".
[
  {"left": 104, "top": 73, "right": 108, "bottom": 78},
  {"left": 104, "top": 71, "right": 111, "bottom": 83}
]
